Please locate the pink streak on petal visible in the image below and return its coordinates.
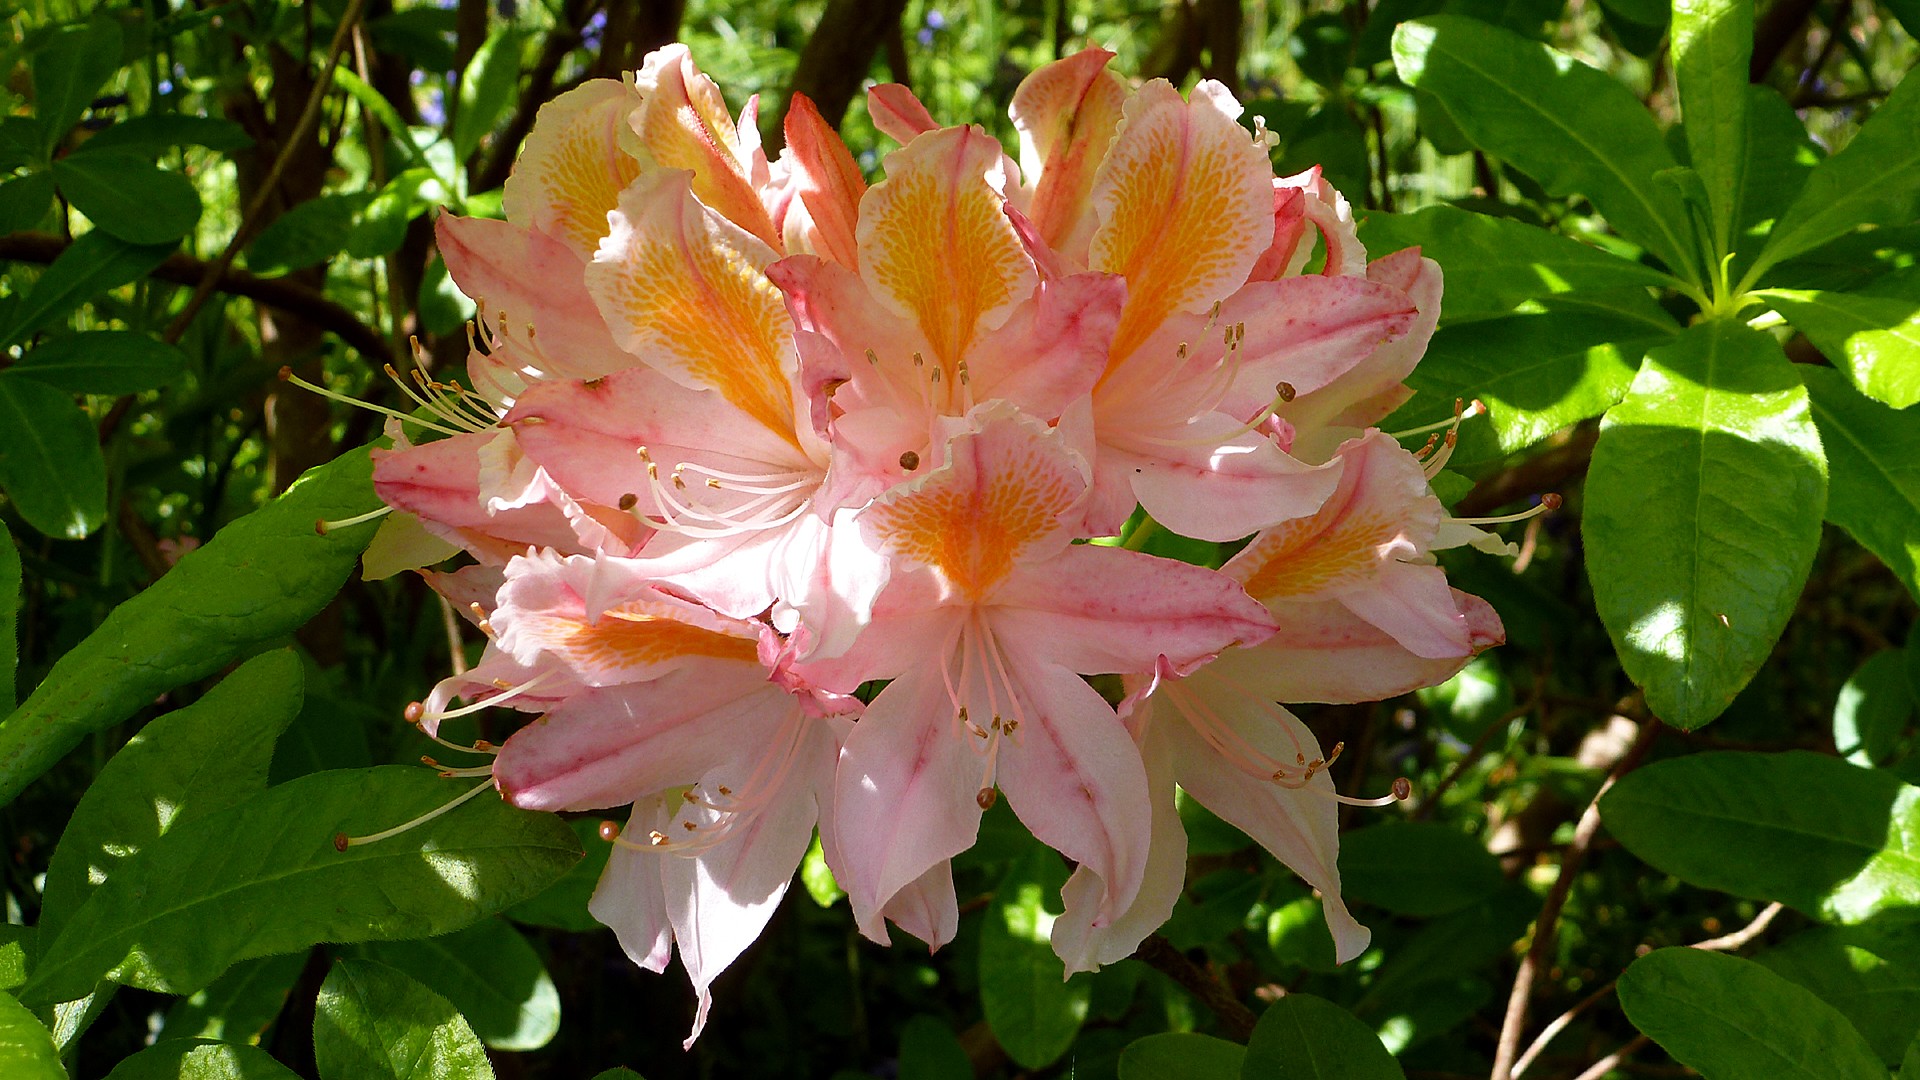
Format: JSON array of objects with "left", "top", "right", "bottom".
[{"left": 1339, "top": 559, "right": 1474, "bottom": 660}]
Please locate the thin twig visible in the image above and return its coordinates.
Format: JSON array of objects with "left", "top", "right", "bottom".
[
  {"left": 162, "top": 0, "right": 372, "bottom": 345},
  {"left": 1490, "top": 718, "right": 1662, "bottom": 1080},
  {"left": 1690, "top": 901, "right": 1784, "bottom": 952},
  {"left": 1571, "top": 1034, "right": 1649, "bottom": 1080},
  {"left": 1132, "top": 933, "right": 1258, "bottom": 1041}
]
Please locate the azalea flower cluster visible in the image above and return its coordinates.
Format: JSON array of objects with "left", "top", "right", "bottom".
[{"left": 358, "top": 45, "right": 1507, "bottom": 1045}]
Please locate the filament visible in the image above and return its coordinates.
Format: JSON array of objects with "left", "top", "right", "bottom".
[{"left": 334, "top": 778, "right": 495, "bottom": 849}]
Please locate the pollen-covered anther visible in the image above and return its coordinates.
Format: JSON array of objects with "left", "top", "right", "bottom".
[
  {"left": 599, "top": 820, "right": 622, "bottom": 842},
  {"left": 899, "top": 451, "right": 920, "bottom": 471},
  {"left": 403, "top": 701, "right": 427, "bottom": 724},
  {"left": 1276, "top": 381, "right": 1296, "bottom": 403},
  {"left": 976, "top": 787, "right": 998, "bottom": 810},
  {"left": 618, "top": 493, "right": 639, "bottom": 510}
]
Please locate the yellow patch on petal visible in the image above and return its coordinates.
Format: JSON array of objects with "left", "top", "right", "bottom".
[
  {"left": 505, "top": 81, "right": 645, "bottom": 256},
  {"left": 592, "top": 175, "right": 799, "bottom": 450},
  {"left": 1088, "top": 81, "right": 1272, "bottom": 366},
  {"left": 867, "top": 413, "right": 1081, "bottom": 600},
  {"left": 520, "top": 611, "right": 759, "bottom": 676},
  {"left": 636, "top": 49, "right": 781, "bottom": 250},
  {"left": 1232, "top": 507, "right": 1400, "bottom": 604},
  {"left": 859, "top": 127, "right": 1035, "bottom": 375}
]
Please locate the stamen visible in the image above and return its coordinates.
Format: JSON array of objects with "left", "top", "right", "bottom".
[
  {"left": 278, "top": 367, "right": 462, "bottom": 437},
  {"left": 899, "top": 451, "right": 920, "bottom": 471},
  {"left": 334, "top": 778, "right": 494, "bottom": 850},
  {"left": 316, "top": 505, "right": 393, "bottom": 535},
  {"left": 1451, "top": 493, "right": 1561, "bottom": 526},
  {"left": 1390, "top": 399, "right": 1487, "bottom": 440},
  {"left": 407, "top": 670, "right": 557, "bottom": 726}
]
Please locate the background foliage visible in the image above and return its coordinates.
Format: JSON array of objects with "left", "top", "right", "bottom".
[{"left": 0, "top": 0, "right": 1917, "bottom": 1077}]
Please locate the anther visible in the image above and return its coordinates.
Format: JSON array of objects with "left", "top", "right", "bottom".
[
  {"left": 1276, "top": 381, "right": 1296, "bottom": 402},
  {"left": 976, "top": 788, "right": 998, "bottom": 810},
  {"left": 899, "top": 451, "right": 920, "bottom": 471},
  {"left": 618, "top": 493, "right": 639, "bottom": 510},
  {"left": 1392, "top": 777, "right": 1413, "bottom": 801},
  {"left": 599, "top": 820, "right": 622, "bottom": 842},
  {"left": 404, "top": 702, "right": 426, "bottom": 724}
]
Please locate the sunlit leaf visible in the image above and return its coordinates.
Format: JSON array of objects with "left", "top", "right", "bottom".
[
  {"left": 1339, "top": 822, "right": 1503, "bottom": 918},
  {"left": 101, "top": 1039, "right": 300, "bottom": 1080},
  {"left": 1242, "top": 994, "right": 1405, "bottom": 1080},
  {"left": 313, "top": 960, "right": 493, "bottom": 1080},
  {"left": 1803, "top": 367, "right": 1920, "bottom": 604},
  {"left": 357, "top": 918, "right": 560, "bottom": 1051},
  {"left": 979, "top": 846, "right": 1090, "bottom": 1069},
  {"left": 7, "top": 330, "right": 189, "bottom": 395},
  {"left": 0, "top": 989, "right": 63, "bottom": 1080}
]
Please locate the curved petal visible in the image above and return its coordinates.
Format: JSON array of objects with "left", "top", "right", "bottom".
[
  {"left": 1010, "top": 47, "right": 1127, "bottom": 257},
  {"left": 1339, "top": 559, "right": 1473, "bottom": 660},
  {"left": 1089, "top": 80, "right": 1274, "bottom": 364},
  {"left": 866, "top": 83, "right": 939, "bottom": 144},
  {"left": 436, "top": 215, "right": 626, "bottom": 375},
  {"left": 967, "top": 271, "right": 1122, "bottom": 420},
  {"left": 589, "top": 796, "right": 675, "bottom": 973},
  {"left": 1126, "top": 421, "right": 1343, "bottom": 542},
  {"left": 633, "top": 45, "right": 781, "bottom": 249},
  {"left": 1276, "top": 250, "right": 1441, "bottom": 443},
  {"left": 1208, "top": 590, "right": 1503, "bottom": 703},
  {"left": 880, "top": 860, "right": 960, "bottom": 951},
  {"left": 501, "top": 79, "right": 643, "bottom": 255},
  {"left": 783, "top": 93, "right": 866, "bottom": 268}
]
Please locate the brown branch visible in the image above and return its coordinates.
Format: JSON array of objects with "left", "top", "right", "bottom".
[
  {"left": 767, "top": 0, "right": 915, "bottom": 151},
  {"left": 1456, "top": 425, "right": 1598, "bottom": 517},
  {"left": 164, "top": 0, "right": 372, "bottom": 345},
  {"left": 0, "top": 232, "right": 394, "bottom": 366},
  {"left": 1132, "top": 933, "right": 1258, "bottom": 1041},
  {"left": 1571, "top": 1034, "right": 1650, "bottom": 1080},
  {"left": 1490, "top": 717, "right": 1662, "bottom": 1080}
]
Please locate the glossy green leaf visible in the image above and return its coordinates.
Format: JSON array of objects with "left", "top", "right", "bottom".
[
  {"left": 1803, "top": 366, "right": 1920, "bottom": 603},
  {"left": 31, "top": 21, "right": 124, "bottom": 156},
  {"left": 1618, "top": 947, "right": 1888, "bottom": 1079},
  {"left": 1242, "top": 993, "right": 1405, "bottom": 1080},
  {"left": 159, "top": 952, "right": 309, "bottom": 1046},
  {"left": 0, "top": 377, "right": 106, "bottom": 540},
  {"left": 102, "top": 1039, "right": 300, "bottom": 1080},
  {"left": 37, "top": 650, "right": 305, "bottom": 948},
  {"left": 314, "top": 959, "right": 492, "bottom": 1080},
  {"left": 1753, "top": 68, "right": 1920, "bottom": 280},
  {"left": 0, "top": 989, "right": 63, "bottom": 1080},
  {"left": 1352, "top": 884, "right": 1536, "bottom": 1044},
  {"left": 347, "top": 168, "right": 444, "bottom": 259},
  {"left": 899, "top": 1014, "right": 973, "bottom": 1080},
  {"left": 1358, "top": 206, "right": 1671, "bottom": 319},
  {"left": 1835, "top": 651, "right": 1916, "bottom": 769},
  {"left": 1600, "top": 751, "right": 1920, "bottom": 924},
  {"left": 1584, "top": 320, "right": 1826, "bottom": 728},
  {"left": 52, "top": 150, "right": 202, "bottom": 244},
  {"left": 357, "top": 917, "right": 559, "bottom": 1051},
  {"left": 1758, "top": 924, "right": 1920, "bottom": 1066},
  {"left": 1735, "top": 85, "right": 1820, "bottom": 247},
  {"left": 1392, "top": 16, "right": 1694, "bottom": 276},
  {"left": 246, "top": 193, "right": 372, "bottom": 276},
  {"left": 1394, "top": 310, "right": 1667, "bottom": 466},
  {"left": 452, "top": 28, "right": 526, "bottom": 162},
  {"left": 331, "top": 68, "right": 433, "bottom": 176},
  {"left": 0, "top": 231, "right": 175, "bottom": 348},
  {"left": 1338, "top": 822, "right": 1503, "bottom": 917},
  {"left": 0, "top": 521, "right": 16, "bottom": 713},
  {"left": 1119, "top": 1032, "right": 1245, "bottom": 1079},
  {"left": 1904, "top": 1030, "right": 1920, "bottom": 1077},
  {"left": 979, "top": 846, "right": 1090, "bottom": 1069},
  {"left": 8, "top": 330, "right": 188, "bottom": 395},
  {"left": 799, "top": 830, "right": 844, "bottom": 908},
  {"left": 1672, "top": 0, "right": 1752, "bottom": 255},
  {"left": 21, "top": 765, "right": 581, "bottom": 1005},
  {"left": 0, "top": 448, "right": 381, "bottom": 809},
  {"left": 0, "top": 172, "right": 56, "bottom": 234},
  {"left": 1760, "top": 272, "right": 1920, "bottom": 409},
  {"left": 83, "top": 115, "right": 251, "bottom": 155}
]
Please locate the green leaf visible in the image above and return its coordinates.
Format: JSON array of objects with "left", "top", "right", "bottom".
[
  {"left": 1391, "top": 16, "right": 1695, "bottom": 277},
  {"left": 245, "top": 193, "right": 371, "bottom": 276},
  {"left": 1758, "top": 924, "right": 1920, "bottom": 1066},
  {"left": 0, "top": 172, "right": 56, "bottom": 234},
  {"left": 1358, "top": 206, "right": 1672, "bottom": 320},
  {"left": 52, "top": 149, "right": 201, "bottom": 245},
  {"left": 452, "top": 28, "right": 526, "bottom": 163},
  {"left": 102, "top": 1039, "right": 300, "bottom": 1080},
  {"left": 799, "top": 829, "right": 844, "bottom": 908},
  {"left": 1242, "top": 993, "right": 1405, "bottom": 1080},
  {"left": 1803, "top": 366, "right": 1920, "bottom": 603},
  {"left": 159, "top": 953, "right": 309, "bottom": 1046},
  {"left": 0, "top": 989, "right": 63, "bottom": 1080},
  {"left": 1600, "top": 750, "right": 1920, "bottom": 924},
  {"left": 1752, "top": 69, "right": 1920, "bottom": 280},
  {"left": 979, "top": 846, "right": 1091, "bottom": 1069},
  {"left": 357, "top": 918, "right": 559, "bottom": 1051},
  {"left": 331, "top": 68, "right": 434, "bottom": 176},
  {"left": 346, "top": 168, "right": 443, "bottom": 260},
  {"left": 899, "top": 1015, "right": 974, "bottom": 1080},
  {"left": 82, "top": 115, "right": 251, "bottom": 155},
  {"left": 31, "top": 21, "right": 124, "bottom": 156},
  {"left": 1735, "top": 85, "right": 1820, "bottom": 248},
  {"left": 8, "top": 330, "right": 188, "bottom": 394},
  {"left": 0, "top": 230, "right": 175, "bottom": 348},
  {"left": 1392, "top": 310, "right": 1668, "bottom": 466},
  {"left": 1617, "top": 947, "right": 1889, "bottom": 1079},
  {"left": 1338, "top": 822, "right": 1503, "bottom": 917},
  {"left": 1835, "top": 651, "right": 1916, "bottom": 769},
  {"left": 37, "top": 650, "right": 305, "bottom": 949},
  {"left": 1352, "top": 884, "right": 1537, "bottom": 1042},
  {"left": 1672, "top": 0, "right": 1752, "bottom": 256},
  {"left": 22, "top": 765, "right": 581, "bottom": 1005},
  {"left": 0, "top": 521, "right": 16, "bottom": 713},
  {"left": 1904, "top": 1030, "right": 1920, "bottom": 1077},
  {"left": 1119, "top": 1032, "right": 1245, "bottom": 1079},
  {"left": 313, "top": 959, "right": 493, "bottom": 1080},
  {"left": 0, "top": 448, "right": 381, "bottom": 809},
  {"left": 1583, "top": 320, "right": 1826, "bottom": 728},
  {"left": 588, "top": 1071, "right": 647, "bottom": 1080},
  {"left": 0, "top": 377, "right": 106, "bottom": 540},
  {"left": 1760, "top": 272, "right": 1920, "bottom": 409},
  {"left": 504, "top": 817, "right": 609, "bottom": 931}
]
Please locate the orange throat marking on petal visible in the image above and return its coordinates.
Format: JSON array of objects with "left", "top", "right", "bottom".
[
  {"left": 525, "top": 611, "right": 760, "bottom": 672},
  {"left": 865, "top": 171, "right": 1027, "bottom": 376},
  {"left": 877, "top": 468, "right": 1075, "bottom": 601},
  {"left": 1235, "top": 510, "right": 1400, "bottom": 604},
  {"left": 549, "top": 124, "right": 644, "bottom": 254}
]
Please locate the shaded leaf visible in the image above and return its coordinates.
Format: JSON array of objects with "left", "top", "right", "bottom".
[
  {"left": 504, "top": 817, "right": 609, "bottom": 932},
  {"left": 83, "top": 115, "right": 251, "bottom": 155},
  {"left": 899, "top": 1014, "right": 973, "bottom": 1080},
  {"left": 0, "top": 377, "right": 106, "bottom": 540},
  {"left": 1758, "top": 924, "right": 1920, "bottom": 1066},
  {"left": 1584, "top": 320, "right": 1826, "bottom": 728},
  {"left": 1600, "top": 750, "right": 1920, "bottom": 924},
  {"left": 0, "top": 172, "right": 56, "bottom": 234},
  {"left": 0, "top": 522, "right": 16, "bottom": 712},
  {"left": 246, "top": 193, "right": 372, "bottom": 277},
  {"left": 31, "top": 22, "right": 124, "bottom": 156},
  {"left": 52, "top": 150, "right": 201, "bottom": 244},
  {"left": 0, "top": 231, "right": 175, "bottom": 348},
  {"left": 1835, "top": 651, "right": 1916, "bottom": 769},
  {"left": 1339, "top": 822, "right": 1503, "bottom": 917},
  {"left": 452, "top": 28, "right": 526, "bottom": 163},
  {"left": 21, "top": 766, "right": 581, "bottom": 1004},
  {"left": 1618, "top": 948, "right": 1887, "bottom": 1079},
  {"left": 1119, "top": 1031, "right": 1245, "bottom": 1079},
  {"left": 980, "top": 846, "right": 1090, "bottom": 1069},
  {"left": 357, "top": 918, "right": 560, "bottom": 1051},
  {"left": 160, "top": 953, "right": 310, "bottom": 1047},
  {"left": 1242, "top": 993, "right": 1405, "bottom": 1080},
  {"left": 1803, "top": 366, "right": 1920, "bottom": 603},
  {"left": 314, "top": 959, "right": 491, "bottom": 1080},
  {"left": 8, "top": 330, "right": 188, "bottom": 395},
  {"left": 0, "top": 448, "right": 381, "bottom": 808}
]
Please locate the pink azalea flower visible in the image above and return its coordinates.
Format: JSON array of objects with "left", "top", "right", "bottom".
[{"left": 794, "top": 406, "right": 1276, "bottom": 943}]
